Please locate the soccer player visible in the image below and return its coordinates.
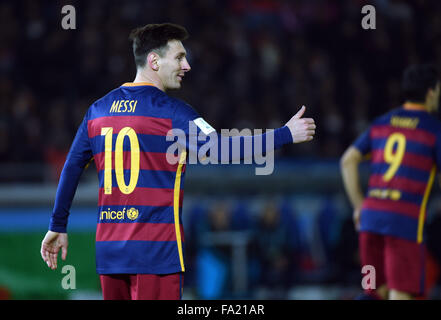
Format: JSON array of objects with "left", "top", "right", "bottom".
[
  {"left": 40, "top": 23, "right": 316, "bottom": 300},
  {"left": 340, "top": 64, "right": 441, "bottom": 300}
]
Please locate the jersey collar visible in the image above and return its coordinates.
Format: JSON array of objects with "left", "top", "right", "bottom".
[
  {"left": 121, "top": 82, "right": 156, "bottom": 87},
  {"left": 403, "top": 102, "right": 427, "bottom": 111}
]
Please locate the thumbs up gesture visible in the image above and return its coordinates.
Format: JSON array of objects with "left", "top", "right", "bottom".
[{"left": 285, "top": 106, "right": 316, "bottom": 143}]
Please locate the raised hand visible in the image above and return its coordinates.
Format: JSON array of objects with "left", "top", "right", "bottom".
[{"left": 284, "top": 106, "right": 316, "bottom": 143}]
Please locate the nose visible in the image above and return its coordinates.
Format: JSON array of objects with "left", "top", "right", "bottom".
[{"left": 182, "top": 58, "right": 191, "bottom": 72}]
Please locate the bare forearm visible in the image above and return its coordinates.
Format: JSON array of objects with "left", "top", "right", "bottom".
[{"left": 340, "top": 147, "right": 364, "bottom": 209}]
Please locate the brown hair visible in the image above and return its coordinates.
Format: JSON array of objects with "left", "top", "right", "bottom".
[{"left": 129, "top": 23, "right": 189, "bottom": 68}]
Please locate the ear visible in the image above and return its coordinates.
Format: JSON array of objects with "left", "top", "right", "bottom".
[{"left": 147, "top": 52, "right": 159, "bottom": 71}]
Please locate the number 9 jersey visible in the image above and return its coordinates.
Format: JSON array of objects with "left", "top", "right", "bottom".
[{"left": 353, "top": 104, "right": 441, "bottom": 243}]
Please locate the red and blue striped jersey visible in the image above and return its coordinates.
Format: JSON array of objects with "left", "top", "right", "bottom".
[
  {"left": 353, "top": 105, "right": 441, "bottom": 243},
  {"left": 49, "top": 82, "right": 293, "bottom": 274}
]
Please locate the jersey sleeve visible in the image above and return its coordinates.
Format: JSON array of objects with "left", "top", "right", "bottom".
[
  {"left": 352, "top": 127, "right": 371, "bottom": 155},
  {"left": 49, "top": 113, "right": 93, "bottom": 233},
  {"left": 171, "top": 101, "right": 293, "bottom": 163}
]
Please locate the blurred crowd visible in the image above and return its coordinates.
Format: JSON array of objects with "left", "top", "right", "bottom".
[
  {"left": 183, "top": 196, "right": 359, "bottom": 299},
  {"left": 183, "top": 196, "right": 441, "bottom": 299},
  {"left": 1, "top": 0, "right": 441, "bottom": 181}
]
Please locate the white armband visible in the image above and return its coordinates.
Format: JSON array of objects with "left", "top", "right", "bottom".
[{"left": 193, "top": 117, "right": 216, "bottom": 135}]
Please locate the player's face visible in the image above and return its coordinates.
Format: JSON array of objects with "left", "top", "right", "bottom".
[{"left": 157, "top": 40, "right": 191, "bottom": 90}]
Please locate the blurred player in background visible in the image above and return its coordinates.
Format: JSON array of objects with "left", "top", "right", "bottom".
[
  {"left": 340, "top": 64, "right": 441, "bottom": 300},
  {"left": 40, "top": 23, "right": 315, "bottom": 300}
]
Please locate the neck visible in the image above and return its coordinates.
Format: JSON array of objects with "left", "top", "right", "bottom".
[{"left": 133, "top": 69, "right": 165, "bottom": 92}]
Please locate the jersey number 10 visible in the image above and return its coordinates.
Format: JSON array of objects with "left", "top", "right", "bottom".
[
  {"left": 383, "top": 132, "right": 406, "bottom": 182},
  {"left": 101, "top": 127, "right": 140, "bottom": 194}
]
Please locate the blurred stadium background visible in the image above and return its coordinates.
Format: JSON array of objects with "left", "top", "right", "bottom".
[{"left": 1, "top": 0, "right": 441, "bottom": 299}]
